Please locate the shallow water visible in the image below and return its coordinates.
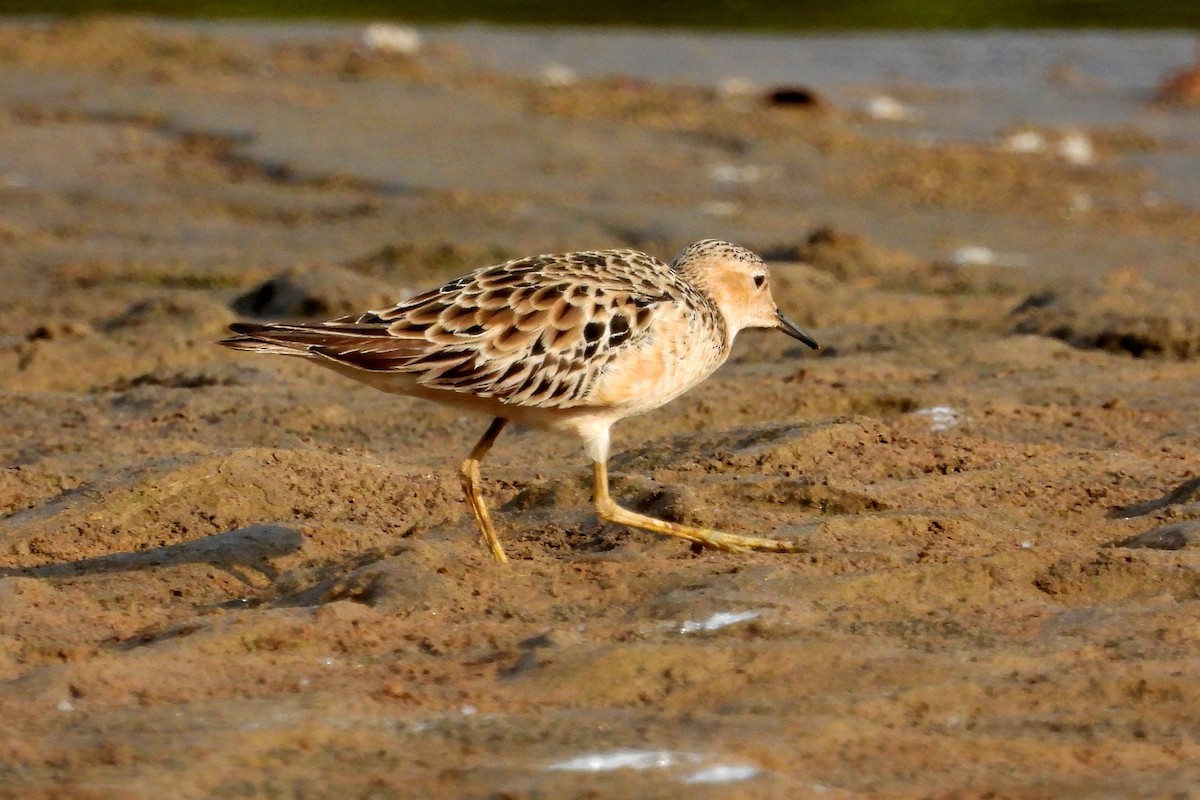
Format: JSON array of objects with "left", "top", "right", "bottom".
[{"left": 190, "top": 22, "right": 1200, "bottom": 205}]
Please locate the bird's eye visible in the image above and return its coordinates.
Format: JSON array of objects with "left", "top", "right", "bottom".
[{"left": 753, "top": 273, "right": 767, "bottom": 290}]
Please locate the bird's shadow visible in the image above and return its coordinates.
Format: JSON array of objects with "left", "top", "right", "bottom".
[
  {"left": 0, "top": 524, "right": 304, "bottom": 586},
  {"left": 1108, "top": 476, "right": 1200, "bottom": 519}
]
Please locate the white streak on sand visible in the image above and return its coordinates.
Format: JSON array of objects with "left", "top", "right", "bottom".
[
  {"left": 679, "top": 610, "right": 760, "bottom": 634},
  {"left": 685, "top": 764, "right": 761, "bottom": 784},
  {"left": 545, "top": 750, "right": 762, "bottom": 784},
  {"left": 546, "top": 749, "right": 701, "bottom": 772}
]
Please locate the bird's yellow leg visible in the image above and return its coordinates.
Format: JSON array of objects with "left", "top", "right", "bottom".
[
  {"left": 591, "top": 461, "right": 802, "bottom": 554},
  {"left": 459, "top": 417, "right": 509, "bottom": 563}
]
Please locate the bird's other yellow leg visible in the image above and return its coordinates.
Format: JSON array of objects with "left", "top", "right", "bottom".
[
  {"left": 459, "top": 417, "right": 509, "bottom": 563},
  {"left": 591, "top": 461, "right": 802, "bottom": 554}
]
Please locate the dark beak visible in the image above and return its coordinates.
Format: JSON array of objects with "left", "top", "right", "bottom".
[{"left": 776, "top": 310, "right": 819, "bottom": 350}]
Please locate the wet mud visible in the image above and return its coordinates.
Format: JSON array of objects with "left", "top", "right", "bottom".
[{"left": 1, "top": 18, "right": 1198, "bottom": 799}]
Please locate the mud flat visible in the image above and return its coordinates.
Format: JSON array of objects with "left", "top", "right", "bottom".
[{"left": 1, "top": 18, "right": 1198, "bottom": 798}]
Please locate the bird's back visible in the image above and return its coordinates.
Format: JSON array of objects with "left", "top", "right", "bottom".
[{"left": 221, "top": 248, "right": 730, "bottom": 415}]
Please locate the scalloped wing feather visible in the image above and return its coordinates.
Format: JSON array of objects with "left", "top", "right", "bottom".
[{"left": 266, "top": 249, "right": 706, "bottom": 409}]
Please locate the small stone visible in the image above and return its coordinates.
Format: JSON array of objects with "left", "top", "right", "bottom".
[
  {"left": 1057, "top": 129, "right": 1095, "bottom": 166},
  {"left": 540, "top": 64, "right": 578, "bottom": 87},
  {"left": 864, "top": 95, "right": 915, "bottom": 122},
  {"left": 1000, "top": 130, "right": 1047, "bottom": 154},
  {"left": 362, "top": 23, "right": 422, "bottom": 56},
  {"left": 764, "top": 85, "right": 823, "bottom": 108}
]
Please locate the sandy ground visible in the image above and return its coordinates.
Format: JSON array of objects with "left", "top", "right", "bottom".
[{"left": 1, "top": 18, "right": 1199, "bottom": 799}]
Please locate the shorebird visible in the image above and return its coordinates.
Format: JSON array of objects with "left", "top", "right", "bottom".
[{"left": 220, "top": 240, "right": 819, "bottom": 562}]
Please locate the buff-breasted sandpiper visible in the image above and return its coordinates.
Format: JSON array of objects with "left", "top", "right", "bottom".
[{"left": 221, "top": 239, "right": 819, "bottom": 562}]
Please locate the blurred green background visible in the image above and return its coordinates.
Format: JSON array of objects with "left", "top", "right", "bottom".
[{"left": 0, "top": 0, "right": 1197, "bottom": 29}]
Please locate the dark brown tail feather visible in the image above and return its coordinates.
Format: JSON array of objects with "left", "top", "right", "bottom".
[
  {"left": 218, "top": 322, "right": 424, "bottom": 370},
  {"left": 218, "top": 322, "right": 316, "bottom": 355}
]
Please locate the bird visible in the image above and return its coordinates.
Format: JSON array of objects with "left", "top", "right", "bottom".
[{"left": 220, "top": 239, "right": 819, "bottom": 563}]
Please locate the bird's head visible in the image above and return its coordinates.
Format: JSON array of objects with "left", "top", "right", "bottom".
[{"left": 670, "top": 239, "right": 819, "bottom": 349}]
